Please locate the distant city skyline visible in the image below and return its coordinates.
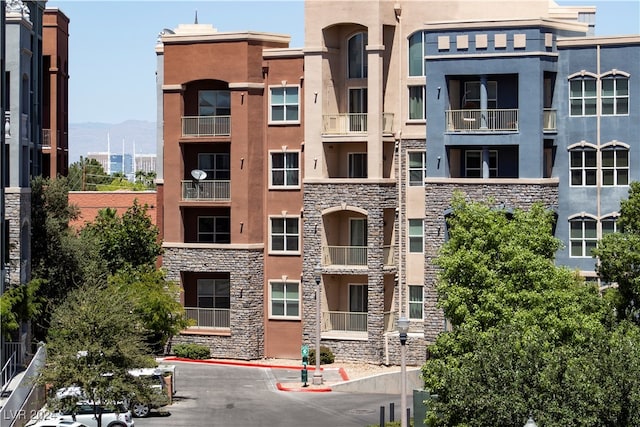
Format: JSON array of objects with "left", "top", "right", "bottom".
[{"left": 47, "top": 0, "right": 639, "bottom": 125}]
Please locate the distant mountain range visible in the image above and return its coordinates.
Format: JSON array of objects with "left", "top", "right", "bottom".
[{"left": 69, "top": 120, "right": 157, "bottom": 164}]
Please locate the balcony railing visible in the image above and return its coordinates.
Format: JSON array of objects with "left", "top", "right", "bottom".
[
  {"left": 42, "top": 129, "right": 51, "bottom": 149},
  {"left": 446, "top": 109, "right": 518, "bottom": 132},
  {"left": 543, "top": 108, "right": 557, "bottom": 131},
  {"left": 322, "top": 311, "right": 367, "bottom": 333},
  {"left": 182, "top": 115, "right": 231, "bottom": 137},
  {"left": 321, "top": 113, "right": 394, "bottom": 135},
  {"left": 185, "top": 307, "right": 230, "bottom": 328},
  {"left": 323, "top": 245, "right": 367, "bottom": 266},
  {"left": 182, "top": 180, "right": 230, "bottom": 201}
]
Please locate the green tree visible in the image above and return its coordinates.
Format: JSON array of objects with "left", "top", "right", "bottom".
[
  {"left": 593, "top": 181, "right": 640, "bottom": 322},
  {"left": 421, "top": 194, "right": 631, "bottom": 427},
  {"left": 80, "top": 200, "right": 162, "bottom": 275},
  {"left": 135, "top": 170, "right": 157, "bottom": 190},
  {"left": 41, "top": 284, "right": 156, "bottom": 427},
  {"left": 108, "top": 266, "right": 190, "bottom": 353},
  {"left": 67, "top": 157, "right": 112, "bottom": 191},
  {"left": 0, "top": 280, "right": 41, "bottom": 340}
]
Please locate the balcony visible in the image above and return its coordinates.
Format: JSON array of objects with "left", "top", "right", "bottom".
[
  {"left": 323, "top": 245, "right": 367, "bottom": 266},
  {"left": 446, "top": 109, "right": 518, "bottom": 132},
  {"left": 322, "top": 113, "right": 394, "bottom": 135},
  {"left": 322, "top": 311, "right": 367, "bottom": 333},
  {"left": 185, "top": 307, "right": 230, "bottom": 329},
  {"left": 182, "top": 180, "right": 230, "bottom": 201},
  {"left": 543, "top": 109, "right": 557, "bottom": 131},
  {"left": 182, "top": 115, "right": 231, "bottom": 137}
]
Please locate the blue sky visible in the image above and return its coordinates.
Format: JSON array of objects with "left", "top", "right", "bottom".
[{"left": 47, "top": 0, "right": 639, "bottom": 124}]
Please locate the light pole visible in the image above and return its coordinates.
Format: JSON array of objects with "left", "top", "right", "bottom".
[
  {"left": 313, "top": 263, "right": 323, "bottom": 385},
  {"left": 398, "top": 317, "right": 410, "bottom": 427}
]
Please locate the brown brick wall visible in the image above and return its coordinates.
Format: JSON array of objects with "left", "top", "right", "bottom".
[{"left": 68, "top": 191, "right": 157, "bottom": 228}]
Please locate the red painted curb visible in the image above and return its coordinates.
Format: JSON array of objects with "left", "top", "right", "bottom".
[
  {"left": 163, "top": 356, "right": 327, "bottom": 372},
  {"left": 276, "top": 382, "right": 332, "bottom": 392}
]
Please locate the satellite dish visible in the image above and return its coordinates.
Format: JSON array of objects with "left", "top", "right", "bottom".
[{"left": 191, "top": 169, "right": 207, "bottom": 181}]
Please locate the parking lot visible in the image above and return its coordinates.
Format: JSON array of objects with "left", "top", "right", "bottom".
[{"left": 133, "top": 361, "right": 402, "bottom": 427}]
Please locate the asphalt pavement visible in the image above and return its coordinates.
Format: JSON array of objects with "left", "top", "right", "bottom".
[{"left": 133, "top": 360, "right": 404, "bottom": 427}]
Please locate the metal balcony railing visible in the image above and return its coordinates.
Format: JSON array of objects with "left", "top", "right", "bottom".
[
  {"left": 323, "top": 245, "right": 367, "bottom": 266},
  {"left": 322, "top": 311, "right": 368, "bottom": 333},
  {"left": 182, "top": 115, "right": 231, "bottom": 137},
  {"left": 185, "top": 307, "right": 230, "bottom": 328},
  {"left": 42, "top": 129, "right": 51, "bottom": 149},
  {"left": 182, "top": 180, "right": 230, "bottom": 201},
  {"left": 446, "top": 109, "right": 518, "bottom": 132},
  {"left": 543, "top": 109, "right": 557, "bottom": 131},
  {"left": 321, "top": 113, "right": 394, "bottom": 135}
]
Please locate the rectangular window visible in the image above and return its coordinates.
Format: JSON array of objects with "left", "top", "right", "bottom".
[
  {"left": 569, "top": 79, "right": 597, "bottom": 116},
  {"left": 197, "top": 278, "right": 230, "bottom": 309},
  {"left": 348, "top": 88, "right": 368, "bottom": 132},
  {"left": 570, "top": 219, "right": 597, "bottom": 257},
  {"left": 199, "top": 153, "right": 230, "bottom": 180},
  {"left": 570, "top": 149, "right": 597, "bottom": 186},
  {"left": 408, "top": 285, "right": 424, "bottom": 320},
  {"left": 465, "top": 150, "right": 497, "bottom": 178},
  {"left": 601, "top": 218, "right": 618, "bottom": 235},
  {"left": 408, "top": 86, "right": 425, "bottom": 120},
  {"left": 270, "top": 152, "right": 299, "bottom": 188},
  {"left": 270, "top": 281, "right": 300, "bottom": 318},
  {"left": 601, "top": 77, "right": 629, "bottom": 115},
  {"left": 408, "top": 151, "right": 426, "bottom": 186},
  {"left": 197, "top": 216, "right": 230, "bottom": 243},
  {"left": 270, "top": 217, "right": 300, "bottom": 253},
  {"left": 348, "top": 153, "right": 368, "bottom": 178},
  {"left": 349, "top": 284, "right": 368, "bottom": 312},
  {"left": 199, "top": 90, "right": 230, "bottom": 116},
  {"left": 270, "top": 86, "right": 299, "bottom": 123},
  {"left": 463, "top": 81, "right": 497, "bottom": 109},
  {"left": 408, "top": 219, "right": 424, "bottom": 253},
  {"left": 602, "top": 148, "right": 629, "bottom": 186}
]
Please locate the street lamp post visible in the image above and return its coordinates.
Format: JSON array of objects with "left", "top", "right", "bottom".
[
  {"left": 398, "top": 317, "right": 410, "bottom": 427},
  {"left": 313, "top": 264, "right": 323, "bottom": 385}
]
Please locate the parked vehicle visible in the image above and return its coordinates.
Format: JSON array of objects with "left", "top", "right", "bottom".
[
  {"left": 26, "top": 420, "right": 88, "bottom": 427},
  {"left": 126, "top": 365, "right": 176, "bottom": 417}
]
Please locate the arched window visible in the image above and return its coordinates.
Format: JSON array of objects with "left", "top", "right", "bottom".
[
  {"left": 348, "top": 32, "right": 368, "bottom": 79},
  {"left": 601, "top": 145, "right": 629, "bottom": 186},
  {"left": 569, "top": 76, "right": 597, "bottom": 116},
  {"left": 601, "top": 75, "right": 629, "bottom": 115},
  {"left": 569, "top": 215, "right": 597, "bottom": 258},
  {"left": 569, "top": 146, "right": 597, "bottom": 186},
  {"left": 408, "top": 31, "right": 425, "bottom": 76}
]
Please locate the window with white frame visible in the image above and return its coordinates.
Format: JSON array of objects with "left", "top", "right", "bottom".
[
  {"left": 270, "top": 86, "right": 299, "bottom": 123},
  {"left": 270, "top": 217, "right": 300, "bottom": 253},
  {"left": 408, "top": 151, "right": 426, "bottom": 186},
  {"left": 199, "top": 90, "right": 231, "bottom": 116},
  {"left": 569, "top": 148, "right": 597, "bottom": 186},
  {"left": 409, "top": 85, "right": 425, "bottom": 120},
  {"left": 601, "top": 76, "right": 629, "bottom": 115},
  {"left": 270, "top": 151, "right": 299, "bottom": 187},
  {"left": 348, "top": 153, "right": 367, "bottom": 178},
  {"left": 601, "top": 217, "right": 618, "bottom": 235},
  {"left": 602, "top": 147, "right": 629, "bottom": 186},
  {"left": 198, "top": 216, "right": 230, "bottom": 243},
  {"left": 408, "top": 219, "right": 424, "bottom": 253},
  {"left": 348, "top": 32, "right": 368, "bottom": 79},
  {"left": 197, "top": 278, "right": 230, "bottom": 309},
  {"left": 408, "top": 31, "right": 426, "bottom": 77},
  {"left": 465, "top": 150, "right": 497, "bottom": 178},
  {"left": 569, "top": 217, "right": 597, "bottom": 257},
  {"left": 269, "top": 281, "right": 300, "bottom": 319},
  {"left": 408, "top": 285, "right": 424, "bottom": 320},
  {"left": 199, "top": 153, "right": 230, "bottom": 180},
  {"left": 569, "top": 77, "right": 597, "bottom": 116}
]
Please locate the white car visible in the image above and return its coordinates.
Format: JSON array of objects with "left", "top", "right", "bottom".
[
  {"left": 26, "top": 420, "right": 88, "bottom": 427},
  {"left": 127, "top": 365, "right": 175, "bottom": 418}
]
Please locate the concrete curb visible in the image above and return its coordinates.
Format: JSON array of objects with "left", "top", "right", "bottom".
[{"left": 162, "top": 357, "right": 349, "bottom": 393}]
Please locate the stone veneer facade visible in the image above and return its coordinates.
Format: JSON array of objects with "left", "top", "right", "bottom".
[
  {"left": 423, "top": 181, "right": 559, "bottom": 343},
  {"left": 303, "top": 181, "right": 428, "bottom": 365},
  {"left": 4, "top": 189, "right": 31, "bottom": 287},
  {"left": 163, "top": 246, "right": 264, "bottom": 360}
]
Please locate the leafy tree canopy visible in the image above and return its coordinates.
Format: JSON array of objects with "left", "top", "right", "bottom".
[{"left": 421, "top": 193, "right": 636, "bottom": 427}]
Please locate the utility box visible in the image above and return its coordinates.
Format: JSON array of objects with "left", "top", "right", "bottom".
[{"left": 413, "top": 389, "right": 434, "bottom": 427}]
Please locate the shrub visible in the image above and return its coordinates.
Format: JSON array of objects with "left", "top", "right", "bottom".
[
  {"left": 173, "top": 343, "right": 210, "bottom": 360},
  {"left": 309, "top": 345, "right": 335, "bottom": 365}
]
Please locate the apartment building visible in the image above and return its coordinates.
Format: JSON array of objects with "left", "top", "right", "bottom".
[
  {"left": 42, "top": 7, "right": 69, "bottom": 179},
  {"left": 156, "top": 23, "right": 305, "bottom": 359}
]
